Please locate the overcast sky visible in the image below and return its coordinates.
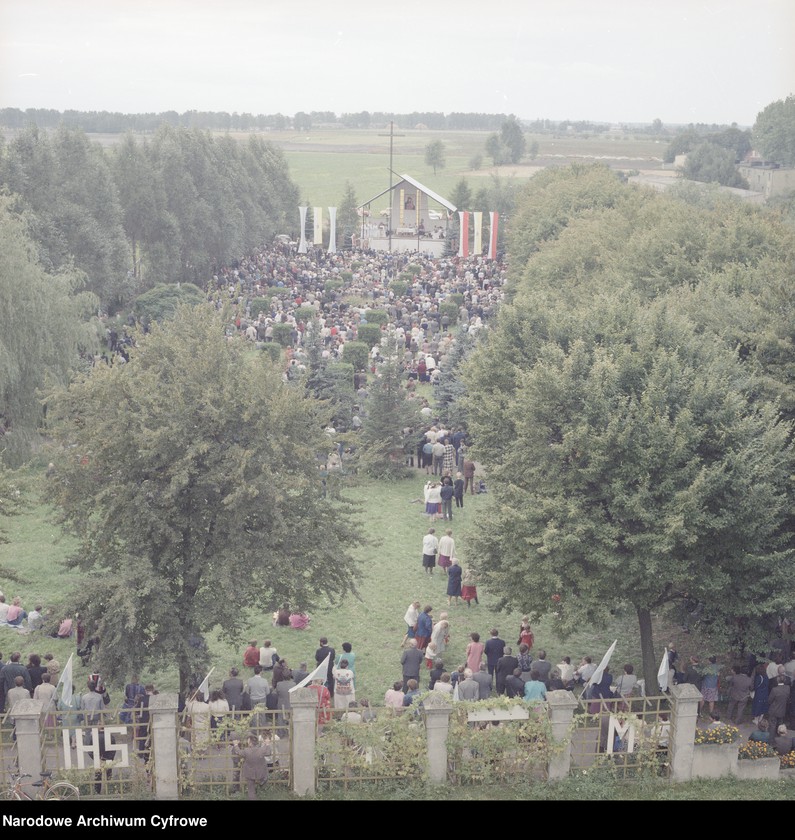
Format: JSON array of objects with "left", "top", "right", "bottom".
[{"left": 1, "top": 0, "right": 792, "bottom": 126}]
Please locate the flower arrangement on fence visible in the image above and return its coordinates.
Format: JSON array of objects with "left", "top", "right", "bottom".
[
  {"left": 738, "top": 740, "right": 776, "bottom": 760},
  {"left": 779, "top": 751, "right": 795, "bottom": 769},
  {"left": 693, "top": 725, "right": 739, "bottom": 746}
]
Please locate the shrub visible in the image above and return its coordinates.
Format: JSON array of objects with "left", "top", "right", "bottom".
[
  {"left": 272, "top": 323, "right": 293, "bottom": 347},
  {"left": 133, "top": 283, "right": 205, "bottom": 323},
  {"left": 261, "top": 343, "right": 282, "bottom": 364},
  {"left": 249, "top": 298, "right": 271, "bottom": 319},
  {"left": 406, "top": 264, "right": 421, "bottom": 275},
  {"left": 390, "top": 281, "right": 408, "bottom": 298},
  {"left": 447, "top": 293, "right": 464, "bottom": 306},
  {"left": 357, "top": 323, "right": 382, "bottom": 349},
  {"left": 342, "top": 341, "right": 369, "bottom": 372},
  {"left": 363, "top": 310, "right": 388, "bottom": 325},
  {"left": 294, "top": 306, "right": 316, "bottom": 323},
  {"left": 439, "top": 302, "right": 459, "bottom": 323}
]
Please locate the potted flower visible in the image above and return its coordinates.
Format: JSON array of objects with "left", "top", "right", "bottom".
[
  {"left": 691, "top": 724, "right": 740, "bottom": 779},
  {"left": 735, "top": 740, "right": 780, "bottom": 779}
]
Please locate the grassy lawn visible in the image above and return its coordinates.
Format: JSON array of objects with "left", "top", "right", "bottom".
[
  {"left": 276, "top": 129, "right": 667, "bottom": 208},
  {"left": 1, "top": 464, "right": 660, "bottom": 704}
]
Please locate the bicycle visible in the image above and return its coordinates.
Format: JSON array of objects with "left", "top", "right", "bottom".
[{"left": 2, "top": 770, "right": 80, "bottom": 800}]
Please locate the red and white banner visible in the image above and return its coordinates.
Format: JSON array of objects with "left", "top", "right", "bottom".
[
  {"left": 489, "top": 211, "right": 499, "bottom": 259},
  {"left": 458, "top": 211, "right": 470, "bottom": 258},
  {"left": 298, "top": 206, "right": 308, "bottom": 253}
]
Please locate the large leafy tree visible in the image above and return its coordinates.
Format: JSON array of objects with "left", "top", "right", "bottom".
[
  {"left": 500, "top": 116, "right": 527, "bottom": 164},
  {"left": 0, "top": 126, "right": 133, "bottom": 309},
  {"left": 45, "top": 305, "right": 363, "bottom": 697},
  {"left": 464, "top": 165, "right": 795, "bottom": 689},
  {"left": 0, "top": 196, "right": 99, "bottom": 466},
  {"left": 753, "top": 94, "right": 795, "bottom": 166},
  {"left": 466, "top": 294, "right": 793, "bottom": 690},
  {"left": 681, "top": 142, "right": 749, "bottom": 188}
]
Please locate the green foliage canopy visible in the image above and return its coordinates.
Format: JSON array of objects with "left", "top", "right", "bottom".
[{"left": 44, "top": 305, "right": 363, "bottom": 696}]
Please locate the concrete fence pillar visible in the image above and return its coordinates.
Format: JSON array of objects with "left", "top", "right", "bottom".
[
  {"left": 546, "top": 690, "right": 579, "bottom": 780},
  {"left": 290, "top": 689, "right": 319, "bottom": 797},
  {"left": 10, "top": 699, "right": 44, "bottom": 796},
  {"left": 149, "top": 693, "right": 180, "bottom": 800},
  {"left": 421, "top": 692, "right": 453, "bottom": 783},
  {"left": 669, "top": 683, "right": 702, "bottom": 782}
]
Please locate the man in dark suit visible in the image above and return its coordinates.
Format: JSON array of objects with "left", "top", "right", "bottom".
[
  {"left": 400, "top": 639, "right": 425, "bottom": 691},
  {"left": 505, "top": 668, "right": 526, "bottom": 699},
  {"left": 484, "top": 628, "right": 506, "bottom": 677},
  {"left": 495, "top": 646, "right": 519, "bottom": 696},
  {"left": 315, "top": 637, "right": 336, "bottom": 697},
  {"left": 222, "top": 668, "right": 245, "bottom": 711},
  {"left": 472, "top": 663, "right": 493, "bottom": 700},
  {"left": 232, "top": 734, "right": 270, "bottom": 800}
]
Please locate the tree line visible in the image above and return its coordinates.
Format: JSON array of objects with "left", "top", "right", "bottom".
[{"left": 0, "top": 125, "right": 298, "bottom": 311}]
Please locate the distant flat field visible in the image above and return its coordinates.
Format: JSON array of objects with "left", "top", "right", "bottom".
[
  {"left": 239, "top": 128, "right": 667, "bottom": 207},
  {"left": 65, "top": 126, "right": 668, "bottom": 211}
]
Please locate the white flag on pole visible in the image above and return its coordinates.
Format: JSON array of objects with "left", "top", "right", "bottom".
[
  {"left": 195, "top": 667, "right": 214, "bottom": 701},
  {"left": 290, "top": 654, "right": 331, "bottom": 693},
  {"left": 657, "top": 647, "right": 669, "bottom": 693},
  {"left": 585, "top": 639, "right": 617, "bottom": 690},
  {"left": 57, "top": 653, "right": 74, "bottom": 707}
]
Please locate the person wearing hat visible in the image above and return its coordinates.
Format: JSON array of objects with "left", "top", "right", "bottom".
[{"left": 773, "top": 724, "right": 795, "bottom": 755}]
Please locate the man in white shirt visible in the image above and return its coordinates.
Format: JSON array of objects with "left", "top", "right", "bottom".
[
  {"left": 557, "top": 656, "right": 575, "bottom": 688},
  {"left": 575, "top": 656, "right": 597, "bottom": 685}
]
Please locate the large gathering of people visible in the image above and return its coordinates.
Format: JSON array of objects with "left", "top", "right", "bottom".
[{"left": 4, "top": 237, "right": 795, "bottom": 790}]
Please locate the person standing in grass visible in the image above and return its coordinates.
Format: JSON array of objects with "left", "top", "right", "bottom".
[
  {"left": 466, "top": 632, "right": 485, "bottom": 673},
  {"left": 437, "top": 529, "right": 455, "bottom": 576},
  {"left": 440, "top": 476, "right": 454, "bottom": 521},
  {"left": 335, "top": 642, "right": 356, "bottom": 678},
  {"left": 401, "top": 601, "right": 421, "bottom": 648},
  {"left": 422, "top": 528, "right": 439, "bottom": 575},
  {"left": 453, "top": 471, "right": 465, "bottom": 510},
  {"left": 461, "top": 566, "right": 479, "bottom": 606},
  {"left": 446, "top": 557, "right": 463, "bottom": 606},
  {"left": 415, "top": 605, "right": 433, "bottom": 650}
]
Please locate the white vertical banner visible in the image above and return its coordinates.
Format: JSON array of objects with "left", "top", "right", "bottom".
[
  {"left": 327, "top": 207, "right": 337, "bottom": 253},
  {"left": 313, "top": 207, "right": 323, "bottom": 245},
  {"left": 298, "top": 206, "right": 308, "bottom": 253},
  {"left": 473, "top": 211, "right": 483, "bottom": 255}
]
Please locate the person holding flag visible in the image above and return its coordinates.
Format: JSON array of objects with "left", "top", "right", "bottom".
[{"left": 55, "top": 653, "right": 81, "bottom": 749}]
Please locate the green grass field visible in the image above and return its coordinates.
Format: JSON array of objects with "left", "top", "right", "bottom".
[
  {"left": 83, "top": 126, "right": 667, "bottom": 211},
  {"left": 1, "top": 463, "right": 661, "bottom": 706},
  {"left": 271, "top": 128, "right": 667, "bottom": 208}
]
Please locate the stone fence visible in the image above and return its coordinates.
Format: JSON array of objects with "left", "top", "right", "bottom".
[{"left": 6, "top": 682, "right": 770, "bottom": 798}]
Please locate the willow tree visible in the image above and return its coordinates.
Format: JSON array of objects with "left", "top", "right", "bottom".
[
  {"left": 45, "top": 305, "right": 363, "bottom": 697},
  {"left": 0, "top": 196, "right": 99, "bottom": 466}
]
